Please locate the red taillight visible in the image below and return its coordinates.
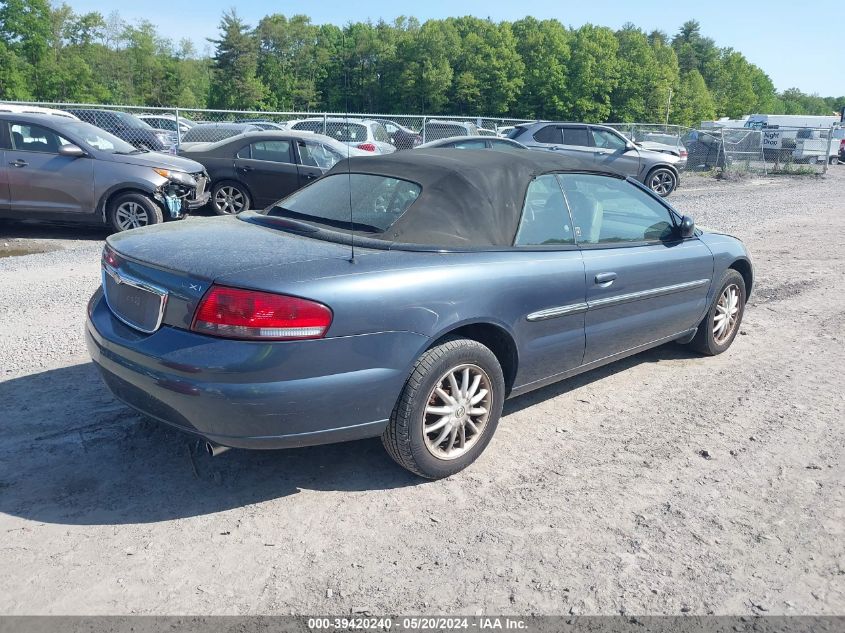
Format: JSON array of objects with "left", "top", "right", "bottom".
[
  {"left": 356, "top": 143, "right": 377, "bottom": 152},
  {"left": 102, "top": 245, "right": 121, "bottom": 268},
  {"left": 191, "top": 285, "right": 332, "bottom": 340},
  {"left": 680, "top": 149, "right": 688, "bottom": 158}
]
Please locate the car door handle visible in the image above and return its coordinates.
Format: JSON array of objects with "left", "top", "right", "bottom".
[
  {"left": 8, "top": 159, "right": 28, "bottom": 167},
  {"left": 239, "top": 165, "right": 253, "bottom": 172},
  {"left": 303, "top": 173, "right": 318, "bottom": 180},
  {"left": 595, "top": 272, "right": 617, "bottom": 286}
]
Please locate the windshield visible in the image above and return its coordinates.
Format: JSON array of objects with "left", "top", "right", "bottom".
[
  {"left": 266, "top": 173, "right": 421, "bottom": 233},
  {"left": 182, "top": 126, "right": 243, "bottom": 142},
  {"left": 113, "top": 112, "right": 153, "bottom": 129},
  {"left": 326, "top": 123, "right": 368, "bottom": 143},
  {"left": 61, "top": 120, "right": 138, "bottom": 154},
  {"left": 506, "top": 126, "right": 527, "bottom": 139}
]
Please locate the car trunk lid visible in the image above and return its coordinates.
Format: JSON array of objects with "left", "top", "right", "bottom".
[{"left": 103, "top": 215, "right": 356, "bottom": 333}]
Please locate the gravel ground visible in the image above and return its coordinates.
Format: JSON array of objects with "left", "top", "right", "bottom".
[{"left": 0, "top": 171, "right": 843, "bottom": 616}]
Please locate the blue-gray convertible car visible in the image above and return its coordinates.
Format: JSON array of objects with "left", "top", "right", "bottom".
[{"left": 86, "top": 150, "right": 752, "bottom": 479}]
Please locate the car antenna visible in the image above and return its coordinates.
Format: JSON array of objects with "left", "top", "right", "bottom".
[{"left": 343, "top": 31, "right": 355, "bottom": 264}]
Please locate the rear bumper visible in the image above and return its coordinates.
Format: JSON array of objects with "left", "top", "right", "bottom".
[{"left": 85, "top": 289, "right": 426, "bottom": 449}]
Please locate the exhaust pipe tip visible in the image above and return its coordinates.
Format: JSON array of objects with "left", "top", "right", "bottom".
[{"left": 205, "top": 441, "right": 231, "bottom": 457}]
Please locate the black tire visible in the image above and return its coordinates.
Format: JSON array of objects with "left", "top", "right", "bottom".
[
  {"left": 211, "top": 181, "right": 251, "bottom": 215},
  {"left": 382, "top": 337, "right": 506, "bottom": 479},
  {"left": 646, "top": 167, "right": 677, "bottom": 197},
  {"left": 108, "top": 192, "right": 163, "bottom": 233},
  {"left": 689, "top": 269, "right": 746, "bottom": 356},
  {"left": 829, "top": 156, "right": 839, "bottom": 166}
]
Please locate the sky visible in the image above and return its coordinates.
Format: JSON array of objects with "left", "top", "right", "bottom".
[{"left": 62, "top": 0, "right": 843, "bottom": 96}]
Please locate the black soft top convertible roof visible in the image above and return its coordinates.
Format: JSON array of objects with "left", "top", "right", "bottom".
[{"left": 325, "top": 149, "right": 621, "bottom": 247}]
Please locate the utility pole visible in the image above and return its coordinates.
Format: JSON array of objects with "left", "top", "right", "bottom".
[{"left": 665, "top": 88, "right": 673, "bottom": 127}]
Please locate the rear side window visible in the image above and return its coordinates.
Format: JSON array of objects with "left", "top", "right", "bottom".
[
  {"left": 298, "top": 142, "right": 342, "bottom": 169},
  {"left": 291, "top": 121, "right": 324, "bottom": 133},
  {"left": 533, "top": 125, "right": 562, "bottom": 144},
  {"left": 425, "top": 123, "right": 465, "bottom": 140},
  {"left": 249, "top": 140, "right": 293, "bottom": 163},
  {"left": 323, "top": 122, "right": 368, "bottom": 143},
  {"left": 154, "top": 119, "right": 176, "bottom": 131},
  {"left": 489, "top": 140, "right": 524, "bottom": 152},
  {"left": 452, "top": 139, "right": 487, "bottom": 149},
  {"left": 561, "top": 127, "right": 590, "bottom": 147},
  {"left": 514, "top": 175, "right": 574, "bottom": 246},
  {"left": 268, "top": 173, "right": 421, "bottom": 233},
  {"left": 372, "top": 123, "right": 390, "bottom": 143},
  {"left": 71, "top": 110, "right": 98, "bottom": 125}
]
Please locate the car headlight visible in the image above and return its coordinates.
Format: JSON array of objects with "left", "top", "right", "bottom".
[
  {"left": 155, "top": 132, "right": 172, "bottom": 144},
  {"left": 153, "top": 168, "right": 197, "bottom": 187}
]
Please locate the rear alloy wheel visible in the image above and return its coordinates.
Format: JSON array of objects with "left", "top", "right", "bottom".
[
  {"left": 108, "top": 192, "right": 163, "bottom": 232},
  {"left": 689, "top": 269, "right": 746, "bottom": 356},
  {"left": 212, "top": 182, "right": 250, "bottom": 215},
  {"left": 829, "top": 156, "right": 839, "bottom": 165},
  {"left": 382, "top": 337, "right": 505, "bottom": 479},
  {"left": 647, "top": 167, "right": 677, "bottom": 197}
]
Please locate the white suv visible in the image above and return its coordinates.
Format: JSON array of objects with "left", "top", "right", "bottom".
[{"left": 288, "top": 118, "right": 396, "bottom": 154}]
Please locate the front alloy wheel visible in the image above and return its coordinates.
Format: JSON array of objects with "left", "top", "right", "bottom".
[
  {"left": 713, "top": 283, "right": 741, "bottom": 345},
  {"left": 108, "top": 192, "right": 163, "bottom": 233},
  {"left": 115, "top": 201, "right": 150, "bottom": 230},
  {"left": 689, "top": 269, "right": 746, "bottom": 355}
]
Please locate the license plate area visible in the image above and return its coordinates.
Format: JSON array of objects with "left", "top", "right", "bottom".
[{"left": 103, "top": 265, "right": 168, "bottom": 333}]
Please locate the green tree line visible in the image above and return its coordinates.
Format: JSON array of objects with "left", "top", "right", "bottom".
[{"left": 1, "top": 0, "right": 842, "bottom": 126}]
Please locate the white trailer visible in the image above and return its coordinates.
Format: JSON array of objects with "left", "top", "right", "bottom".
[
  {"left": 792, "top": 128, "right": 844, "bottom": 164},
  {"left": 744, "top": 114, "right": 841, "bottom": 130}
]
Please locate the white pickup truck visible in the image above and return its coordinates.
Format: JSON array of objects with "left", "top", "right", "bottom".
[{"left": 792, "top": 127, "right": 844, "bottom": 165}]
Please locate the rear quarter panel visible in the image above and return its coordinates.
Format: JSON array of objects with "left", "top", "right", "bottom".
[{"left": 217, "top": 248, "right": 589, "bottom": 390}]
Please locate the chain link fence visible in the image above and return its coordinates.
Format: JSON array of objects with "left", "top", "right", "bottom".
[
  {"left": 2, "top": 100, "right": 841, "bottom": 176},
  {"left": 0, "top": 101, "right": 531, "bottom": 152},
  {"left": 607, "top": 122, "right": 841, "bottom": 175}
]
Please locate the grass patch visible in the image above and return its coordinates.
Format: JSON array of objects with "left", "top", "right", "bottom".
[{"left": 767, "top": 165, "right": 823, "bottom": 176}]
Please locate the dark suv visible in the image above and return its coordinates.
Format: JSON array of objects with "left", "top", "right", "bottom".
[
  {"left": 421, "top": 120, "right": 479, "bottom": 143},
  {"left": 0, "top": 113, "right": 209, "bottom": 232},
  {"left": 67, "top": 109, "right": 177, "bottom": 152},
  {"left": 509, "top": 122, "right": 682, "bottom": 196}
]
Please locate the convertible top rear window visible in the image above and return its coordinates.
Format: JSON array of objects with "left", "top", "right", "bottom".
[{"left": 267, "top": 173, "right": 421, "bottom": 233}]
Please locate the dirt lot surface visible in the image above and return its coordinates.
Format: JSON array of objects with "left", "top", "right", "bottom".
[{"left": 1, "top": 171, "right": 843, "bottom": 616}]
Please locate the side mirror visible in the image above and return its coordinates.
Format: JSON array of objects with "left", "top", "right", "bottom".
[
  {"left": 59, "top": 144, "right": 85, "bottom": 158},
  {"left": 679, "top": 215, "right": 695, "bottom": 238},
  {"left": 626, "top": 141, "right": 637, "bottom": 151}
]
